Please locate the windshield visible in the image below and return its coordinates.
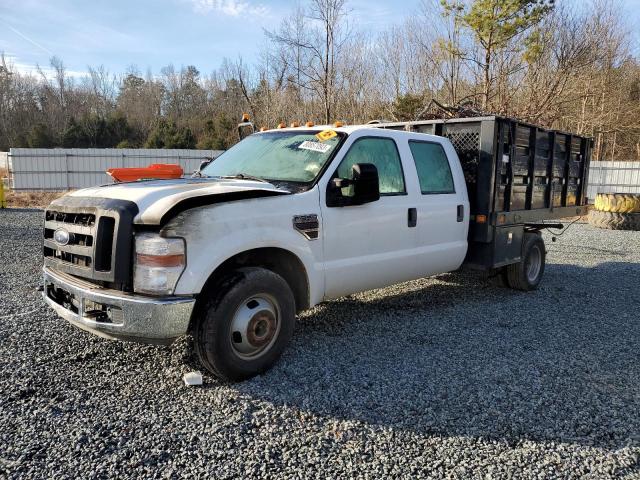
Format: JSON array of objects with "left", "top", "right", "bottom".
[{"left": 201, "top": 130, "right": 343, "bottom": 184}]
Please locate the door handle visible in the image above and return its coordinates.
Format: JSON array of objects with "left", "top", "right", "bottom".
[
  {"left": 457, "top": 205, "right": 464, "bottom": 222},
  {"left": 408, "top": 208, "right": 417, "bottom": 228}
]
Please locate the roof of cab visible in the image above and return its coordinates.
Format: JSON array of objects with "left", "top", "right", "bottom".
[
  {"left": 258, "top": 124, "right": 363, "bottom": 134},
  {"left": 257, "top": 124, "right": 448, "bottom": 142}
]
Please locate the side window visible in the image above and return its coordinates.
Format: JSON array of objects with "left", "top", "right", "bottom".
[
  {"left": 409, "top": 141, "right": 455, "bottom": 194},
  {"left": 336, "top": 137, "right": 405, "bottom": 195}
]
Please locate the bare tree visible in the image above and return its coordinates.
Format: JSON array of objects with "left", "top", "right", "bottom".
[
  {"left": 267, "top": 0, "right": 350, "bottom": 123},
  {"left": 0, "top": 0, "right": 639, "bottom": 160},
  {"left": 85, "top": 65, "right": 117, "bottom": 116}
]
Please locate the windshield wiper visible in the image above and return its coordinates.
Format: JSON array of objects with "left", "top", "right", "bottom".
[{"left": 221, "top": 173, "right": 271, "bottom": 184}]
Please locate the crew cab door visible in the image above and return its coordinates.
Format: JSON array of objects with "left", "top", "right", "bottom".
[
  {"left": 401, "top": 138, "right": 469, "bottom": 275},
  {"left": 320, "top": 133, "right": 422, "bottom": 299}
]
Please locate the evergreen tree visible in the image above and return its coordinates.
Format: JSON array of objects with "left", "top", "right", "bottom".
[
  {"left": 442, "top": 0, "right": 554, "bottom": 108},
  {"left": 145, "top": 120, "right": 196, "bottom": 149},
  {"left": 26, "top": 123, "right": 55, "bottom": 148}
]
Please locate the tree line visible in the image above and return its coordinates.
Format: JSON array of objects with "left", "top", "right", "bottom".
[{"left": 0, "top": 0, "right": 638, "bottom": 160}]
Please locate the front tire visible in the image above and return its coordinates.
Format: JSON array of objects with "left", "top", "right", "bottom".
[
  {"left": 193, "top": 267, "right": 295, "bottom": 381},
  {"left": 505, "top": 233, "right": 546, "bottom": 291}
]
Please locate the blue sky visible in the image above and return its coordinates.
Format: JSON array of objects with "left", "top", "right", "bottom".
[
  {"left": 0, "top": 0, "right": 409, "bottom": 78},
  {"left": 1, "top": 0, "right": 639, "bottom": 78}
]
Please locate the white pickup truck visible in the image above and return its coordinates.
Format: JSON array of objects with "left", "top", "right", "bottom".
[{"left": 42, "top": 118, "right": 591, "bottom": 380}]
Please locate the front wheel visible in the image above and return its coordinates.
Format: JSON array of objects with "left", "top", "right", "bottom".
[
  {"left": 504, "top": 233, "right": 546, "bottom": 291},
  {"left": 193, "top": 267, "right": 295, "bottom": 381}
]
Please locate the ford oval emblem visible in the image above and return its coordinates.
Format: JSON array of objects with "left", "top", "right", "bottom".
[{"left": 53, "top": 228, "right": 71, "bottom": 246}]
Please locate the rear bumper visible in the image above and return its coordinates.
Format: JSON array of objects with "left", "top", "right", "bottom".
[{"left": 42, "top": 266, "right": 195, "bottom": 344}]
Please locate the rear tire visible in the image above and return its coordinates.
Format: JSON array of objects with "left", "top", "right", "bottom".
[
  {"left": 505, "top": 233, "right": 546, "bottom": 291},
  {"left": 588, "top": 209, "right": 640, "bottom": 231},
  {"left": 193, "top": 267, "right": 295, "bottom": 382},
  {"left": 594, "top": 193, "right": 640, "bottom": 213}
]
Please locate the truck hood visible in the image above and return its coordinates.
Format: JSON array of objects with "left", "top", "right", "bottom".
[{"left": 67, "top": 178, "right": 290, "bottom": 225}]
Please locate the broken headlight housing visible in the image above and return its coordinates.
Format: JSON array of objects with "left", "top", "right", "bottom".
[{"left": 133, "top": 234, "right": 186, "bottom": 295}]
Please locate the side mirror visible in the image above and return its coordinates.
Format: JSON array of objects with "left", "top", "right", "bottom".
[
  {"left": 350, "top": 163, "right": 380, "bottom": 205},
  {"left": 328, "top": 163, "right": 380, "bottom": 207}
]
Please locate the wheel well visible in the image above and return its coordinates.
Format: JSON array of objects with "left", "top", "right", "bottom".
[{"left": 198, "top": 248, "right": 310, "bottom": 314}]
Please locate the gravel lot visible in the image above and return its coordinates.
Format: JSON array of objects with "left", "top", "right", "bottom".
[{"left": 0, "top": 209, "right": 639, "bottom": 479}]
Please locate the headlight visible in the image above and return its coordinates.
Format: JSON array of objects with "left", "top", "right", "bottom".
[{"left": 134, "top": 234, "right": 186, "bottom": 295}]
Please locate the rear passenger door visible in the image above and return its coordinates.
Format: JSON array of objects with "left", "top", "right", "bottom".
[{"left": 406, "top": 139, "right": 469, "bottom": 274}]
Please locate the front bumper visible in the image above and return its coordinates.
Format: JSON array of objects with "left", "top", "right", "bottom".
[{"left": 42, "top": 266, "right": 195, "bottom": 344}]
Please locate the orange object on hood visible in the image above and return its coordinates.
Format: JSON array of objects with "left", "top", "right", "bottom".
[{"left": 107, "top": 164, "right": 184, "bottom": 183}]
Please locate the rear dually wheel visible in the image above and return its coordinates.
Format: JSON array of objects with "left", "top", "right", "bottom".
[{"left": 505, "top": 232, "right": 546, "bottom": 291}]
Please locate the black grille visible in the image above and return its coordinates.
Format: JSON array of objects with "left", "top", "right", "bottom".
[
  {"left": 43, "top": 228, "right": 93, "bottom": 246},
  {"left": 94, "top": 217, "right": 115, "bottom": 271},
  {"left": 43, "top": 197, "right": 138, "bottom": 289},
  {"left": 44, "top": 248, "right": 92, "bottom": 267},
  {"left": 44, "top": 209, "right": 98, "bottom": 273},
  {"left": 45, "top": 210, "right": 95, "bottom": 227},
  {"left": 44, "top": 207, "right": 116, "bottom": 280}
]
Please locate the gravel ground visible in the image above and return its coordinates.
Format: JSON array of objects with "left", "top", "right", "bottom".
[{"left": 0, "top": 209, "right": 639, "bottom": 479}]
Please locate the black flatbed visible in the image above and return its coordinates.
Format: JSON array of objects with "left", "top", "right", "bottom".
[{"left": 378, "top": 116, "right": 591, "bottom": 269}]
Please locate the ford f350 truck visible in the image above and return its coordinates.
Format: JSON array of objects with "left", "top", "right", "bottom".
[{"left": 42, "top": 117, "right": 591, "bottom": 381}]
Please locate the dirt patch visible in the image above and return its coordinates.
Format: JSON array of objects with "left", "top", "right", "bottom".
[
  {"left": 1, "top": 169, "right": 67, "bottom": 208},
  {"left": 3, "top": 190, "right": 67, "bottom": 208}
]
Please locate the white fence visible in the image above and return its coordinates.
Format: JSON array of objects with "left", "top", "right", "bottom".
[
  {"left": 6, "top": 148, "right": 640, "bottom": 197},
  {"left": 8, "top": 148, "right": 223, "bottom": 191},
  {"left": 587, "top": 161, "right": 640, "bottom": 199}
]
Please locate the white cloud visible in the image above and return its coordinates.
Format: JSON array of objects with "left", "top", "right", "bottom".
[
  {"left": 3, "top": 54, "right": 87, "bottom": 80},
  {"left": 20, "top": 64, "right": 88, "bottom": 80},
  {"left": 190, "top": 0, "right": 268, "bottom": 17}
]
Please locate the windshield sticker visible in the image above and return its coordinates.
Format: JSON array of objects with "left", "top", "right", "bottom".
[
  {"left": 299, "top": 140, "right": 332, "bottom": 153},
  {"left": 315, "top": 130, "right": 337, "bottom": 142}
]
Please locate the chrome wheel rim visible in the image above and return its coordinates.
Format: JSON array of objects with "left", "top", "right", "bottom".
[
  {"left": 229, "top": 294, "right": 280, "bottom": 359},
  {"left": 526, "top": 245, "right": 542, "bottom": 283}
]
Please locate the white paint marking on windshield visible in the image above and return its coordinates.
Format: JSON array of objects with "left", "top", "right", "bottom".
[{"left": 298, "top": 141, "right": 332, "bottom": 153}]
